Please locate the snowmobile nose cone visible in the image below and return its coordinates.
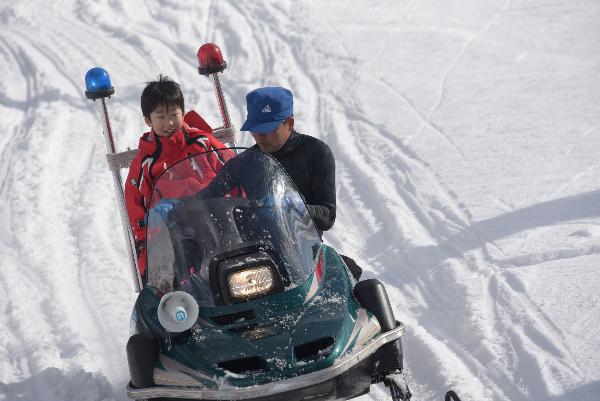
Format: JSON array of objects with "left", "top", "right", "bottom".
[
  {"left": 84, "top": 67, "right": 115, "bottom": 99},
  {"left": 175, "top": 307, "right": 187, "bottom": 322}
]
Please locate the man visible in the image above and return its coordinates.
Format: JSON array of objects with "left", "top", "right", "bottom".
[
  {"left": 240, "top": 87, "right": 336, "bottom": 234},
  {"left": 239, "top": 86, "right": 361, "bottom": 280}
]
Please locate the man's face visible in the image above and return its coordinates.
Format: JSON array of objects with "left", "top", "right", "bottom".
[
  {"left": 251, "top": 118, "right": 293, "bottom": 153},
  {"left": 145, "top": 103, "right": 183, "bottom": 137}
]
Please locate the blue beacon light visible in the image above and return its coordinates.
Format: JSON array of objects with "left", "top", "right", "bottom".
[{"left": 85, "top": 67, "right": 115, "bottom": 100}]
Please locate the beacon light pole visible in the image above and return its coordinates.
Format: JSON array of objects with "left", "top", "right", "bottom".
[{"left": 85, "top": 67, "right": 142, "bottom": 292}]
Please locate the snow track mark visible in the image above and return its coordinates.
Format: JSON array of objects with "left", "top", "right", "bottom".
[{"left": 409, "top": 0, "right": 513, "bottom": 155}]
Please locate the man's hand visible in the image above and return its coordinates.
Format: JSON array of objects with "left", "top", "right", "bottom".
[
  {"left": 280, "top": 190, "right": 306, "bottom": 215},
  {"left": 258, "top": 190, "right": 306, "bottom": 215}
]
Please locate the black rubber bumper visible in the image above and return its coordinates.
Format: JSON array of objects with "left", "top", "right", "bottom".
[{"left": 127, "top": 333, "right": 159, "bottom": 389}]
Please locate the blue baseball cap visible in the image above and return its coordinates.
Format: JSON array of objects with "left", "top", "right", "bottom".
[{"left": 240, "top": 87, "right": 293, "bottom": 134}]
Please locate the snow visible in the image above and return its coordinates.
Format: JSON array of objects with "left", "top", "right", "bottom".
[{"left": 1, "top": 0, "right": 599, "bottom": 400}]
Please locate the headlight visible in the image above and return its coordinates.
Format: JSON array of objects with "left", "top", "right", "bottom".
[{"left": 228, "top": 266, "right": 275, "bottom": 299}]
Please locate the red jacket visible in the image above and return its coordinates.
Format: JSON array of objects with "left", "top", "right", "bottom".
[{"left": 125, "top": 111, "right": 233, "bottom": 276}]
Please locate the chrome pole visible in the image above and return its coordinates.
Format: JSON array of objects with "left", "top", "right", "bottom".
[
  {"left": 97, "top": 98, "right": 142, "bottom": 292},
  {"left": 210, "top": 73, "right": 238, "bottom": 151}
]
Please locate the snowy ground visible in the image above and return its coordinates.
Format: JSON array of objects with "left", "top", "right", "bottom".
[{"left": 1, "top": 1, "right": 599, "bottom": 400}]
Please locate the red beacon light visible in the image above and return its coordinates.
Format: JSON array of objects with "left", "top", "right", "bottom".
[{"left": 197, "top": 43, "right": 227, "bottom": 76}]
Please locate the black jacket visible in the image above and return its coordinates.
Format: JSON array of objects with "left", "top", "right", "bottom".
[{"left": 253, "top": 131, "right": 336, "bottom": 233}]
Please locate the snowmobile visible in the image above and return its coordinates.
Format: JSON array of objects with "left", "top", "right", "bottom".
[
  {"left": 84, "top": 42, "right": 462, "bottom": 401},
  {"left": 123, "top": 147, "right": 412, "bottom": 401}
]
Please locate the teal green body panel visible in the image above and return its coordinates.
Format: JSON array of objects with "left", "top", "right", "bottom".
[{"left": 131, "top": 245, "right": 373, "bottom": 388}]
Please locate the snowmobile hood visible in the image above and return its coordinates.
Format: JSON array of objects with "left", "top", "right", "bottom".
[{"left": 131, "top": 246, "right": 385, "bottom": 390}]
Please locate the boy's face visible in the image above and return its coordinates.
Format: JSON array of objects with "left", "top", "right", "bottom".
[{"left": 145, "top": 103, "right": 183, "bottom": 137}]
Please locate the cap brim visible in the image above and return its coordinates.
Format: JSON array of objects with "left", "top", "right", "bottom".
[{"left": 240, "top": 118, "right": 284, "bottom": 134}]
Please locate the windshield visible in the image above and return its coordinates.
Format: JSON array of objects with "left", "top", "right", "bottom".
[{"left": 145, "top": 148, "right": 322, "bottom": 306}]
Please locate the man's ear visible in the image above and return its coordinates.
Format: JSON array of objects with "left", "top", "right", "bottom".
[
  {"left": 287, "top": 116, "right": 295, "bottom": 131},
  {"left": 144, "top": 116, "right": 152, "bottom": 128}
]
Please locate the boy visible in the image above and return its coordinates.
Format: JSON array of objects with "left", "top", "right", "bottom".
[{"left": 125, "top": 74, "right": 232, "bottom": 278}]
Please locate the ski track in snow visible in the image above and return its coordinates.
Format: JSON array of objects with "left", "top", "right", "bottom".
[
  {"left": 408, "top": 0, "right": 513, "bottom": 155},
  {"left": 1, "top": 1, "right": 599, "bottom": 401}
]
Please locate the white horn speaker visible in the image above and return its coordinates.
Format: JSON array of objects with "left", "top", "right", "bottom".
[{"left": 157, "top": 291, "right": 199, "bottom": 333}]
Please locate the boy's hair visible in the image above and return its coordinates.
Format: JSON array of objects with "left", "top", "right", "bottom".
[{"left": 141, "top": 74, "right": 185, "bottom": 117}]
